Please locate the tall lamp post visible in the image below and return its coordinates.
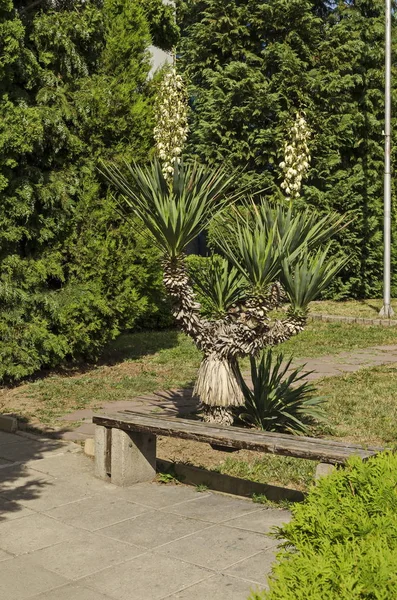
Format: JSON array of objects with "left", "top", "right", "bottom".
[{"left": 380, "top": 0, "right": 394, "bottom": 317}]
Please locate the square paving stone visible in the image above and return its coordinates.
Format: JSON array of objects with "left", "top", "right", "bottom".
[
  {"left": 0, "top": 466, "right": 54, "bottom": 504},
  {"left": 0, "top": 496, "right": 35, "bottom": 522},
  {"left": 0, "top": 513, "right": 80, "bottom": 555},
  {"left": 98, "top": 510, "right": 210, "bottom": 549},
  {"left": 114, "top": 482, "right": 211, "bottom": 509},
  {"left": 61, "top": 409, "right": 95, "bottom": 422},
  {"left": 28, "top": 529, "right": 144, "bottom": 579},
  {"left": 72, "top": 423, "right": 95, "bottom": 436},
  {"left": 31, "top": 583, "right": 114, "bottom": 600},
  {"left": 60, "top": 431, "right": 90, "bottom": 442},
  {"left": 158, "top": 524, "right": 274, "bottom": 570},
  {"left": 163, "top": 493, "right": 262, "bottom": 523},
  {"left": 224, "top": 508, "right": 291, "bottom": 534},
  {"left": 0, "top": 439, "right": 66, "bottom": 462},
  {"left": 224, "top": 547, "right": 278, "bottom": 585},
  {"left": 0, "top": 431, "right": 21, "bottom": 445},
  {"left": 169, "top": 574, "right": 259, "bottom": 600},
  {"left": 81, "top": 551, "right": 212, "bottom": 600},
  {"left": 27, "top": 452, "right": 93, "bottom": 479},
  {"left": 3, "top": 475, "right": 98, "bottom": 512},
  {"left": 0, "top": 549, "right": 12, "bottom": 561},
  {"left": 0, "top": 554, "right": 69, "bottom": 600},
  {"left": 46, "top": 495, "right": 150, "bottom": 531}
]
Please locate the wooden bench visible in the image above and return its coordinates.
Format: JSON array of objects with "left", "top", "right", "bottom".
[{"left": 93, "top": 411, "right": 382, "bottom": 487}]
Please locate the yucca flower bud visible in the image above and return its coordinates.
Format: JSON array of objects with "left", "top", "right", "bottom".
[
  {"left": 279, "top": 112, "right": 311, "bottom": 201},
  {"left": 154, "top": 67, "right": 189, "bottom": 182}
]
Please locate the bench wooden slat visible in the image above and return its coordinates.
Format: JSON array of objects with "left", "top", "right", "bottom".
[
  {"left": 93, "top": 411, "right": 380, "bottom": 465},
  {"left": 113, "top": 410, "right": 379, "bottom": 451}
]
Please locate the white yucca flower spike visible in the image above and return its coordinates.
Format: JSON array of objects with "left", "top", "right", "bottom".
[
  {"left": 154, "top": 66, "right": 189, "bottom": 182},
  {"left": 279, "top": 111, "right": 311, "bottom": 202}
]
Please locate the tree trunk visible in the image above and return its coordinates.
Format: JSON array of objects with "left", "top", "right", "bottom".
[{"left": 193, "top": 353, "right": 245, "bottom": 425}]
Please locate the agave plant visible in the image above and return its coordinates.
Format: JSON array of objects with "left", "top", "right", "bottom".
[
  {"left": 238, "top": 349, "right": 326, "bottom": 435},
  {"left": 102, "top": 159, "right": 347, "bottom": 424}
]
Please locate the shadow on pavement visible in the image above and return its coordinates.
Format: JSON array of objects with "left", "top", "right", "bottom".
[{"left": 0, "top": 430, "right": 68, "bottom": 521}]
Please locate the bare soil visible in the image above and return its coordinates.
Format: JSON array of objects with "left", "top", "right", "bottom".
[{"left": 157, "top": 436, "right": 259, "bottom": 470}]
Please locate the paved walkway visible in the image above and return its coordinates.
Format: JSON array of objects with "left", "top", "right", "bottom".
[
  {"left": 0, "top": 431, "right": 289, "bottom": 600},
  {"left": 62, "top": 344, "right": 397, "bottom": 442}
]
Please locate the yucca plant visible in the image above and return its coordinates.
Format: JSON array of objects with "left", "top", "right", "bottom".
[
  {"left": 102, "top": 159, "right": 347, "bottom": 424},
  {"left": 238, "top": 349, "right": 326, "bottom": 435},
  {"left": 189, "top": 256, "right": 247, "bottom": 318}
]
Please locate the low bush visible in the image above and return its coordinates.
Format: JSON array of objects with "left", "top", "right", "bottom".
[{"left": 250, "top": 451, "right": 397, "bottom": 600}]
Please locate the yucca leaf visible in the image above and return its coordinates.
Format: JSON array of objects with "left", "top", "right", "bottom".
[
  {"left": 280, "top": 248, "right": 349, "bottom": 311},
  {"left": 238, "top": 349, "right": 327, "bottom": 435},
  {"left": 99, "top": 159, "right": 244, "bottom": 259},
  {"left": 190, "top": 256, "right": 247, "bottom": 318}
]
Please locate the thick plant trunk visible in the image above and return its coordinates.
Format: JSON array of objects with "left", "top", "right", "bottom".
[{"left": 193, "top": 354, "right": 245, "bottom": 425}]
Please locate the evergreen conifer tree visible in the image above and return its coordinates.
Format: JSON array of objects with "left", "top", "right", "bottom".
[
  {"left": 0, "top": 0, "right": 175, "bottom": 381},
  {"left": 177, "top": 0, "right": 397, "bottom": 298}
]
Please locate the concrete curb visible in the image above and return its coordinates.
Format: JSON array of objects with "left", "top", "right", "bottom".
[
  {"left": 0, "top": 415, "right": 18, "bottom": 433},
  {"left": 309, "top": 313, "right": 397, "bottom": 327}
]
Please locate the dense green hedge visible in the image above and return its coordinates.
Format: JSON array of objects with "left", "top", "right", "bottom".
[
  {"left": 0, "top": 0, "right": 174, "bottom": 381},
  {"left": 250, "top": 451, "right": 397, "bottom": 600},
  {"left": 177, "top": 0, "right": 397, "bottom": 298}
]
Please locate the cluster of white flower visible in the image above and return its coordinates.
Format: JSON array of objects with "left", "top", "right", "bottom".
[
  {"left": 154, "top": 67, "right": 189, "bottom": 181},
  {"left": 279, "top": 112, "right": 311, "bottom": 200}
]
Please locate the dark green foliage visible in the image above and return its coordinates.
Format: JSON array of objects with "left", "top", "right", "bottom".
[
  {"left": 238, "top": 350, "right": 325, "bottom": 434},
  {"left": 177, "top": 0, "right": 397, "bottom": 298},
  {"left": 139, "top": 0, "right": 180, "bottom": 51},
  {"left": 250, "top": 451, "right": 397, "bottom": 599},
  {"left": 0, "top": 0, "right": 174, "bottom": 381}
]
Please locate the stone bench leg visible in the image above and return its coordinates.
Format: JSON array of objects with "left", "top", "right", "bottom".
[
  {"left": 110, "top": 428, "right": 156, "bottom": 486},
  {"left": 315, "top": 462, "right": 336, "bottom": 481},
  {"left": 95, "top": 425, "right": 111, "bottom": 481}
]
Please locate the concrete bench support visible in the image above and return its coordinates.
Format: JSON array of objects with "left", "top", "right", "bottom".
[
  {"left": 315, "top": 462, "right": 336, "bottom": 481},
  {"left": 95, "top": 424, "right": 156, "bottom": 486},
  {"left": 111, "top": 428, "right": 156, "bottom": 486},
  {"left": 95, "top": 425, "right": 111, "bottom": 481}
]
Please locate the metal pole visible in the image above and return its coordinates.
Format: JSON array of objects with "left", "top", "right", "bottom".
[{"left": 380, "top": 0, "right": 394, "bottom": 317}]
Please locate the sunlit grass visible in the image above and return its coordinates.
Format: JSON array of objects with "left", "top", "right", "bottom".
[{"left": 310, "top": 298, "right": 397, "bottom": 318}]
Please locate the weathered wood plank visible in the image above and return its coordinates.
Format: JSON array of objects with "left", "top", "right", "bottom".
[
  {"left": 116, "top": 410, "right": 378, "bottom": 450},
  {"left": 93, "top": 411, "right": 381, "bottom": 465}
]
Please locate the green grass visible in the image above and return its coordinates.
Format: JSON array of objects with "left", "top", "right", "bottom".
[
  {"left": 217, "top": 362, "right": 397, "bottom": 491},
  {"left": 309, "top": 298, "right": 397, "bottom": 318},
  {"left": 3, "top": 322, "right": 397, "bottom": 427},
  {"left": 5, "top": 331, "right": 201, "bottom": 425},
  {"left": 277, "top": 321, "right": 397, "bottom": 359},
  {"left": 314, "top": 363, "right": 397, "bottom": 445},
  {"left": 214, "top": 455, "right": 316, "bottom": 490}
]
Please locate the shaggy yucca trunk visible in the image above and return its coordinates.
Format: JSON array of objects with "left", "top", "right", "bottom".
[
  {"left": 163, "top": 257, "right": 306, "bottom": 425},
  {"left": 193, "top": 354, "right": 245, "bottom": 425}
]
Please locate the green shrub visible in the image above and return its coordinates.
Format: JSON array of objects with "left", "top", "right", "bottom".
[
  {"left": 250, "top": 451, "right": 397, "bottom": 600},
  {"left": 0, "top": 0, "right": 175, "bottom": 382}
]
